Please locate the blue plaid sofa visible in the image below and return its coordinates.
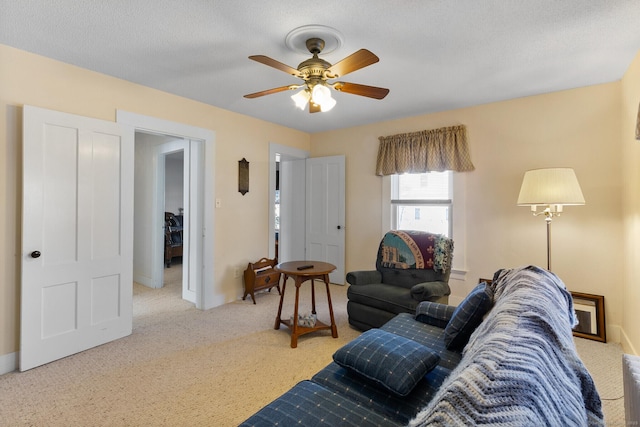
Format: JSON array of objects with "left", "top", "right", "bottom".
[
  {"left": 240, "top": 277, "right": 487, "bottom": 426},
  {"left": 240, "top": 266, "right": 603, "bottom": 427}
]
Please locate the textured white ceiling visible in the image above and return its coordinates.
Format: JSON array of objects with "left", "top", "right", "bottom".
[{"left": 1, "top": 0, "right": 640, "bottom": 133}]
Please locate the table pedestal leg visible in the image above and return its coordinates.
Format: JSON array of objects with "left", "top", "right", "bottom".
[
  {"left": 324, "top": 274, "right": 338, "bottom": 338},
  {"left": 311, "top": 279, "right": 316, "bottom": 315},
  {"left": 274, "top": 275, "right": 288, "bottom": 330},
  {"left": 290, "top": 278, "right": 303, "bottom": 348}
]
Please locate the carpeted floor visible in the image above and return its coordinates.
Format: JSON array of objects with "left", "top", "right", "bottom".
[
  {"left": 0, "top": 263, "right": 626, "bottom": 426},
  {"left": 575, "top": 335, "right": 625, "bottom": 426}
]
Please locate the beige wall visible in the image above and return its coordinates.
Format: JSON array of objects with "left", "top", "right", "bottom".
[
  {"left": 622, "top": 50, "right": 640, "bottom": 355},
  {"left": 311, "top": 82, "right": 627, "bottom": 346},
  {"left": 0, "top": 44, "right": 310, "bottom": 358},
  {"left": 2, "top": 42, "right": 637, "bottom": 362}
]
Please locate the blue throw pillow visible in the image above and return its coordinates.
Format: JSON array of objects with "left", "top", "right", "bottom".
[
  {"left": 415, "top": 300, "right": 456, "bottom": 328},
  {"left": 444, "top": 282, "right": 494, "bottom": 351},
  {"left": 333, "top": 329, "right": 440, "bottom": 396}
]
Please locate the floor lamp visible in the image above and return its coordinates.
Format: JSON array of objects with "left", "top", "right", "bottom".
[{"left": 517, "top": 168, "right": 585, "bottom": 271}]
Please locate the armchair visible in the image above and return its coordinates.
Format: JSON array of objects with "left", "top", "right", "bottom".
[{"left": 346, "top": 230, "right": 453, "bottom": 331}]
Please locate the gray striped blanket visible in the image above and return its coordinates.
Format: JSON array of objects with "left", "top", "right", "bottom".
[{"left": 408, "top": 265, "right": 603, "bottom": 427}]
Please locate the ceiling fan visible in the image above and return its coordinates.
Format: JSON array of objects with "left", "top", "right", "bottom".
[{"left": 244, "top": 37, "right": 389, "bottom": 113}]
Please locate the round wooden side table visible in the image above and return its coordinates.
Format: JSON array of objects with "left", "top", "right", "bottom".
[{"left": 274, "top": 261, "right": 338, "bottom": 348}]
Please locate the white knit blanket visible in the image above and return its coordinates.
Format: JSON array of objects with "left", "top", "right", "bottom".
[{"left": 408, "top": 265, "right": 604, "bottom": 427}]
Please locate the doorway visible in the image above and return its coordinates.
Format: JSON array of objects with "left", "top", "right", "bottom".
[
  {"left": 118, "top": 110, "right": 217, "bottom": 310},
  {"left": 269, "top": 143, "right": 346, "bottom": 284},
  {"left": 133, "top": 133, "right": 189, "bottom": 301}
]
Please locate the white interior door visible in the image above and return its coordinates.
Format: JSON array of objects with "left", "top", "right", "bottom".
[
  {"left": 305, "top": 155, "right": 345, "bottom": 284},
  {"left": 20, "top": 105, "right": 134, "bottom": 371}
]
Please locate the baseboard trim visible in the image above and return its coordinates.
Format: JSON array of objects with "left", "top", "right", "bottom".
[
  {"left": 134, "top": 274, "right": 155, "bottom": 288},
  {"left": 620, "top": 327, "right": 639, "bottom": 355},
  {"left": 604, "top": 324, "right": 621, "bottom": 345},
  {"left": 0, "top": 351, "right": 18, "bottom": 375}
]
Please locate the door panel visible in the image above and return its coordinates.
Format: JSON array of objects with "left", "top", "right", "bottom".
[
  {"left": 42, "top": 125, "right": 79, "bottom": 264},
  {"left": 90, "top": 132, "right": 123, "bottom": 259},
  {"left": 21, "top": 105, "right": 133, "bottom": 371}
]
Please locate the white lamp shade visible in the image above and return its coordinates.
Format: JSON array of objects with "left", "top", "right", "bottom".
[
  {"left": 291, "top": 90, "right": 310, "bottom": 110},
  {"left": 320, "top": 96, "right": 336, "bottom": 112},
  {"left": 311, "top": 84, "right": 331, "bottom": 104},
  {"left": 517, "top": 168, "right": 585, "bottom": 206}
]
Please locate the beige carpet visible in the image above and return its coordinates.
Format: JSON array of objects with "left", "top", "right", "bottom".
[{"left": 0, "top": 264, "right": 626, "bottom": 426}]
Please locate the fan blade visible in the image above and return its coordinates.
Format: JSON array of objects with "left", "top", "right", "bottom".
[
  {"left": 249, "top": 55, "right": 302, "bottom": 77},
  {"left": 244, "top": 85, "right": 294, "bottom": 99},
  {"left": 333, "top": 82, "right": 389, "bottom": 99},
  {"left": 309, "top": 102, "right": 321, "bottom": 113},
  {"left": 326, "top": 49, "right": 379, "bottom": 78}
]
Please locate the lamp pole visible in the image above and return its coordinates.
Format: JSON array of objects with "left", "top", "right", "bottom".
[
  {"left": 538, "top": 207, "right": 558, "bottom": 271},
  {"left": 545, "top": 214, "right": 552, "bottom": 271}
]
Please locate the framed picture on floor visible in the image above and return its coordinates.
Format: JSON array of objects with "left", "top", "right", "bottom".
[{"left": 570, "top": 292, "right": 606, "bottom": 343}]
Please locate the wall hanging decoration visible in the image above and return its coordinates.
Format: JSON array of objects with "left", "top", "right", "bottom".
[{"left": 239, "top": 158, "right": 249, "bottom": 195}]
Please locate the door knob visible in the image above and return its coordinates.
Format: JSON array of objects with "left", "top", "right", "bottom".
[
  {"left": 30, "top": 251, "right": 41, "bottom": 258},
  {"left": 337, "top": 225, "right": 342, "bottom": 230}
]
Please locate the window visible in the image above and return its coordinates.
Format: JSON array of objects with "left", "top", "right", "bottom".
[{"left": 391, "top": 171, "right": 452, "bottom": 237}]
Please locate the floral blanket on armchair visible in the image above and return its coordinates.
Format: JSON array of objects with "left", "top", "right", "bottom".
[{"left": 378, "top": 230, "right": 453, "bottom": 273}]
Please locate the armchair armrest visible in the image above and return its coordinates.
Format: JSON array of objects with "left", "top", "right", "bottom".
[
  {"left": 410, "top": 281, "right": 450, "bottom": 302},
  {"left": 414, "top": 300, "right": 455, "bottom": 328},
  {"left": 345, "top": 270, "right": 382, "bottom": 286}
]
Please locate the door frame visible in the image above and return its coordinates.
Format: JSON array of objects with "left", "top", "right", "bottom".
[
  {"left": 117, "top": 111, "right": 216, "bottom": 309},
  {"left": 269, "top": 143, "right": 309, "bottom": 262},
  {"left": 155, "top": 140, "right": 197, "bottom": 303}
]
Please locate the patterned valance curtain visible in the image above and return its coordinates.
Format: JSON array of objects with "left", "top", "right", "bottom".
[{"left": 375, "top": 125, "right": 475, "bottom": 176}]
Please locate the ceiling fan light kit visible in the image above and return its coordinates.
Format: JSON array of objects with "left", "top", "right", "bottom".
[
  {"left": 245, "top": 26, "right": 389, "bottom": 113},
  {"left": 291, "top": 89, "right": 311, "bottom": 110}
]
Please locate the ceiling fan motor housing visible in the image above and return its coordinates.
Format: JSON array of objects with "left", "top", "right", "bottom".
[
  {"left": 306, "top": 38, "right": 325, "bottom": 54},
  {"left": 297, "top": 38, "right": 332, "bottom": 83}
]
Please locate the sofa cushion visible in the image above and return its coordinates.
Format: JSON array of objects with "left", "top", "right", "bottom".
[
  {"left": 444, "top": 281, "right": 494, "bottom": 351},
  {"left": 381, "top": 312, "right": 462, "bottom": 370},
  {"left": 410, "top": 281, "right": 450, "bottom": 301},
  {"left": 238, "top": 380, "right": 399, "bottom": 427},
  {"left": 333, "top": 329, "right": 440, "bottom": 396},
  {"left": 347, "top": 283, "right": 418, "bottom": 314},
  {"left": 313, "top": 362, "right": 452, "bottom": 424}
]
